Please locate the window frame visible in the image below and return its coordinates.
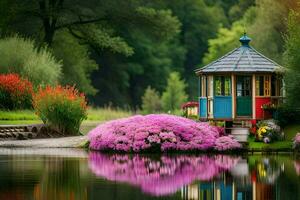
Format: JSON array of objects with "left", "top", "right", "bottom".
[
  {"left": 237, "top": 76, "right": 252, "bottom": 97},
  {"left": 214, "top": 75, "right": 231, "bottom": 97},
  {"left": 271, "top": 75, "right": 283, "bottom": 97},
  {"left": 255, "top": 75, "right": 271, "bottom": 97}
]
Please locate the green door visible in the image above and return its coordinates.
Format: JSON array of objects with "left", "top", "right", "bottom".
[{"left": 236, "top": 76, "right": 252, "bottom": 116}]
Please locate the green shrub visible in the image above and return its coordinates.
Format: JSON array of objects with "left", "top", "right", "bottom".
[
  {"left": 33, "top": 85, "right": 87, "bottom": 135},
  {"left": 0, "top": 35, "right": 61, "bottom": 86},
  {"left": 274, "top": 106, "right": 300, "bottom": 127},
  {"left": 141, "top": 86, "right": 162, "bottom": 114},
  {"left": 161, "top": 72, "right": 187, "bottom": 112}
]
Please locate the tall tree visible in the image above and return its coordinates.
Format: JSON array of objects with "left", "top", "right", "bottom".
[
  {"left": 284, "top": 9, "right": 300, "bottom": 109},
  {"left": 204, "top": 0, "right": 255, "bottom": 23},
  {"left": 248, "top": 0, "right": 297, "bottom": 63},
  {"left": 203, "top": 21, "right": 244, "bottom": 65},
  {"left": 1, "top": 0, "right": 181, "bottom": 100},
  {"left": 52, "top": 31, "right": 98, "bottom": 95},
  {"left": 163, "top": 0, "right": 228, "bottom": 98},
  {"left": 203, "top": 0, "right": 297, "bottom": 65}
]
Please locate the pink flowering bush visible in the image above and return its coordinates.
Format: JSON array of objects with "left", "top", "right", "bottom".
[
  {"left": 88, "top": 114, "right": 240, "bottom": 152},
  {"left": 88, "top": 152, "right": 240, "bottom": 196},
  {"left": 293, "top": 133, "right": 300, "bottom": 150}
]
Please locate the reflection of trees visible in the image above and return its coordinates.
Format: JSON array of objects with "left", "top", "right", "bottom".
[
  {"left": 88, "top": 152, "right": 240, "bottom": 196},
  {"left": 271, "top": 158, "right": 300, "bottom": 200},
  {"left": 0, "top": 155, "right": 42, "bottom": 200},
  {"left": 0, "top": 155, "right": 88, "bottom": 200},
  {"left": 34, "top": 157, "right": 87, "bottom": 200}
]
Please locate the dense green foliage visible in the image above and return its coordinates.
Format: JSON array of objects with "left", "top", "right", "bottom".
[
  {"left": 203, "top": 21, "right": 244, "bottom": 65},
  {"left": 204, "top": 0, "right": 296, "bottom": 65},
  {"left": 162, "top": 72, "right": 187, "bottom": 112},
  {"left": 284, "top": 11, "right": 300, "bottom": 110},
  {"left": 276, "top": 7, "right": 300, "bottom": 127},
  {"left": 275, "top": 106, "right": 300, "bottom": 127},
  {"left": 247, "top": 0, "right": 293, "bottom": 63},
  {"left": 0, "top": 0, "right": 299, "bottom": 111},
  {"left": 0, "top": 36, "right": 61, "bottom": 86},
  {"left": 52, "top": 31, "right": 98, "bottom": 95},
  {"left": 141, "top": 86, "right": 162, "bottom": 114}
]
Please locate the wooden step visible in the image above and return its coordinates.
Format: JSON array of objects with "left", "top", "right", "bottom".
[
  {"left": 227, "top": 127, "right": 249, "bottom": 142},
  {"left": 232, "top": 120, "right": 252, "bottom": 128}
]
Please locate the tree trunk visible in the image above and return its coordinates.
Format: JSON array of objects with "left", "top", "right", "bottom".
[{"left": 39, "top": 0, "right": 63, "bottom": 46}]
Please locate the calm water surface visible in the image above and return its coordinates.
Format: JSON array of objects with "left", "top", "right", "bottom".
[{"left": 0, "top": 149, "right": 299, "bottom": 200}]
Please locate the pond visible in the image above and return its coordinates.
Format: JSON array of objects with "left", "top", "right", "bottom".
[{"left": 0, "top": 149, "right": 299, "bottom": 200}]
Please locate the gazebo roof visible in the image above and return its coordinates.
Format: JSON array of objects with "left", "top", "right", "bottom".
[{"left": 195, "top": 33, "right": 285, "bottom": 74}]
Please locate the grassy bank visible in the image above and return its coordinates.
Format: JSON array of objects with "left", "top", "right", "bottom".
[
  {"left": 87, "top": 108, "right": 132, "bottom": 121},
  {"left": 247, "top": 124, "right": 300, "bottom": 150},
  {"left": 0, "top": 108, "right": 133, "bottom": 134},
  {"left": 0, "top": 110, "right": 41, "bottom": 125}
]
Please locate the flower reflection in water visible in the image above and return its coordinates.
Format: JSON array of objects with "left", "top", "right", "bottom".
[
  {"left": 253, "top": 158, "right": 284, "bottom": 184},
  {"left": 294, "top": 160, "right": 300, "bottom": 175},
  {"left": 88, "top": 152, "right": 240, "bottom": 196}
]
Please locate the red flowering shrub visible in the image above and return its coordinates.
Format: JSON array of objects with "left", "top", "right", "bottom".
[
  {"left": 33, "top": 85, "right": 87, "bottom": 135},
  {"left": 0, "top": 73, "right": 33, "bottom": 109}
]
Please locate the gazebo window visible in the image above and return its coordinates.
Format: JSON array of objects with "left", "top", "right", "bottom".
[
  {"left": 271, "top": 75, "right": 283, "bottom": 96},
  {"left": 256, "top": 75, "right": 271, "bottom": 96},
  {"left": 214, "top": 76, "right": 231, "bottom": 96}
]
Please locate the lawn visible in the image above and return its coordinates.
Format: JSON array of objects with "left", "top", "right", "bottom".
[
  {"left": 0, "top": 108, "right": 133, "bottom": 134},
  {"left": 248, "top": 124, "right": 300, "bottom": 150},
  {"left": 0, "top": 110, "right": 40, "bottom": 121}
]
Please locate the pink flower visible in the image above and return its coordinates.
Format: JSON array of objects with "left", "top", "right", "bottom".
[
  {"left": 293, "top": 133, "right": 300, "bottom": 149},
  {"left": 148, "top": 135, "right": 161, "bottom": 144},
  {"left": 214, "top": 136, "right": 241, "bottom": 151},
  {"left": 294, "top": 160, "right": 300, "bottom": 175}
]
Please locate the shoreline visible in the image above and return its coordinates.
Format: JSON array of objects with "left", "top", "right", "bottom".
[
  {"left": 0, "top": 136, "right": 298, "bottom": 155},
  {"left": 0, "top": 136, "right": 87, "bottom": 148}
]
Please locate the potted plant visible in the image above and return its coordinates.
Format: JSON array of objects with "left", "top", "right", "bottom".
[{"left": 261, "top": 102, "right": 277, "bottom": 119}]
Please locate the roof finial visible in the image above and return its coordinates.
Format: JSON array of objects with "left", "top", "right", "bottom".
[
  {"left": 239, "top": 31, "right": 251, "bottom": 46},
  {"left": 243, "top": 23, "right": 246, "bottom": 35}
]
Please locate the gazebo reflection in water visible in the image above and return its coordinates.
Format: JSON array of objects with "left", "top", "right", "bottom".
[
  {"left": 181, "top": 177, "right": 276, "bottom": 200},
  {"left": 181, "top": 158, "right": 284, "bottom": 200}
]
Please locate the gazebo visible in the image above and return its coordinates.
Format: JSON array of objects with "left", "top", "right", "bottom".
[{"left": 195, "top": 33, "right": 285, "bottom": 122}]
